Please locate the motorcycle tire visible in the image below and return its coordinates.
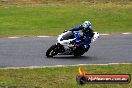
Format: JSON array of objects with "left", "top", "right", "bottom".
[
  {"left": 73, "top": 46, "right": 85, "bottom": 56},
  {"left": 46, "top": 44, "right": 58, "bottom": 57},
  {"left": 73, "top": 45, "right": 90, "bottom": 56}
]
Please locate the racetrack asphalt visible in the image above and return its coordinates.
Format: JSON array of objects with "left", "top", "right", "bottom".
[{"left": 0, "top": 34, "right": 132, "bottom": 67}]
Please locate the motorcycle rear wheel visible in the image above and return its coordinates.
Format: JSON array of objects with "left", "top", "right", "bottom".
[{"left": 73, "top": 45, "right": 90, "bottom": 56}]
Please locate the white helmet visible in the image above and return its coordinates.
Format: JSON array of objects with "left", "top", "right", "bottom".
[{"left": 82, "top": 21, "right": 91, "bottom": 29}]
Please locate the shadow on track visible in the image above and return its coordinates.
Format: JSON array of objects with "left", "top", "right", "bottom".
[{"left": 46, "top": 55, "right": 98, "bottom": 60}]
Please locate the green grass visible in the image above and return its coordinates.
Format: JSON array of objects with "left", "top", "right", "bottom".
[
  {"left": 0, "top": 64, "right": 132, "bottom": 88},
  {"left": 0, "top": 2, "right": 132, "bottom": 36}
]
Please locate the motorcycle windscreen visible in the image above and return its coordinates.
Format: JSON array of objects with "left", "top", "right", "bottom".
[{"left": 60, "top": 31, "right": 74, "bottom": 41}]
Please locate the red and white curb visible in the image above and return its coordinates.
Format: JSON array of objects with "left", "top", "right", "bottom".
[{"left": 0, "top": 63, "right": 131, "bottom": 69}]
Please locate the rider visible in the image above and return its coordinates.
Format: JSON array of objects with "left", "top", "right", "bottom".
[{"left": 69, "top": 21, "right": 94, "bottom": 49}]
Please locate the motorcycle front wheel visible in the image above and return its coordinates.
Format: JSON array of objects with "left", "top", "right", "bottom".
[{"left": 46, "top": 44, "right": 58, "bottom": 57}]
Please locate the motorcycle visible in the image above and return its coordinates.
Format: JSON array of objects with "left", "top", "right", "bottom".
[{"left": 46, "top": 30, "right": 99, "bottom": 57}]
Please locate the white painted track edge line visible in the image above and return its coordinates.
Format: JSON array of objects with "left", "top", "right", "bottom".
[
  {"left": 5, "top": 32, "right": 132, "bottom": 39},
  {"left": 122, "top": 32, "right": 132, "bottom": 34},
  {"left": 100, "top": 34, "right": 110, "bottom": 35},
  {"left": 0, "top": 63, "right": 131, "bottom": 69},
  {"left": 8, "top": 37, "right": 20, "bottom": 38},
  {"left": 37, "top": 36, "right": 50, "bottom": 38}
]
